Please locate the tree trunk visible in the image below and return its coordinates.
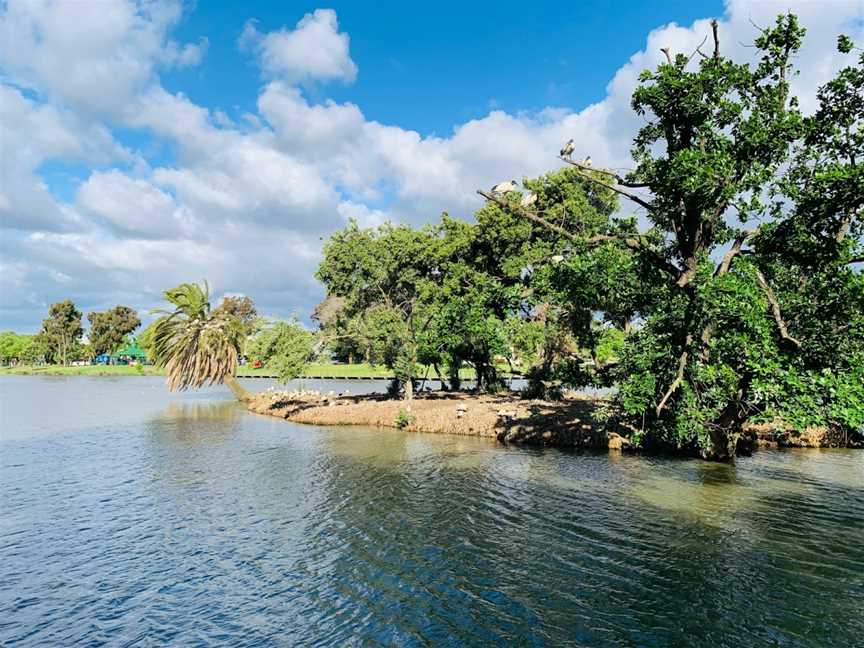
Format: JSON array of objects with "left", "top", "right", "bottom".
[
  {"left": 703, "top": 377, "right": 752, "bottom": 460},
  {"left": 403, "top": 376, "right": 413, "bottom": 402},
  {"left": 225, "top": 375, "right": 252, "bottom": 402}
]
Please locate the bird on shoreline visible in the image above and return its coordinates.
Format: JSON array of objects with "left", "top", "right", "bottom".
[
  {"left": 491, "top": 180, "right": 519, "bottom": 194},
  {"left": 560, "top": 138, "right": 575, "bottom": 158}
]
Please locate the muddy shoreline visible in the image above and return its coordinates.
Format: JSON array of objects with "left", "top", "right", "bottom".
[{"left": 247, "top": 389, "right": 861, "bottom": 452}]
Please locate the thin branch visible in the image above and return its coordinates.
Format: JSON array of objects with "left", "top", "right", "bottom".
[
  {"left": 477, "top": 190, "right": 680, "bottom": 280},
  {"left": 683, "top": 35, "right": 709, "bottom": 67},
  {"left": 754, "top": 269, "right": 801, "bottom": 348},
  {"left": 558, "top": 156, "right": 651, "bottom": 188},
  {"left": 847, "top": 255, "right": 864, "bottom": 265},
  {"left": 714, "top": 228, "right": 759, "bottom": 276},
  {"left": 477, "top": 190, "right": 579, "bottom": 242},
  {"left": 558, "top": 157, "right": 656, "bottom": 211},
  {"left": 656, "top": 334, "right": 693, "bottom": 416}
]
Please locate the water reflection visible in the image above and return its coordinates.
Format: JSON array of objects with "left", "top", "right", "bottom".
[{"left": 1, "top": 377, "right": 862, "bottom": 647}]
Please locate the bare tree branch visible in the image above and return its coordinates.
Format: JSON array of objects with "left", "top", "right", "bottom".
[
  {"left": 711, "top": 19, "right": 720, "bottom": 59},
  {"left": 557, "top": 157, "right": 656, "bottom": 211},
  {"left": 477, "top": 190, "right": 681, "bottom": 280},
  {"left": 656, "top": 333, "right": 693, "bottom": 416},
  {"left": 683, "top": 35, "right": 709, "bottom": 68},
  {"left": 660, "top": 47, "right": 672, "bottom": 64},
  {"left": 754, "top": 268, "right": 801, "bottom": 348},
  {"left": 477, "top": 190, "right": 578, "bottom": 242},
  {"left": 714, "top": 228, "right": 759, "bottom": 276},
  {"left": 558, "top": 156, "right": 651, "bottom": 188}
]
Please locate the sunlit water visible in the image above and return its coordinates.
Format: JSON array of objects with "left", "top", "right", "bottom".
[{"left": 1, "top": 377, "right": 862, "bottom": 647}]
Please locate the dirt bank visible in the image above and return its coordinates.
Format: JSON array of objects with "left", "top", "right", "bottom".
[
  {"left": 247, "top": 389, "right": 632, "bottom": 450},
  {"left": 247, "top": 389, "right": 862, "bottom": 452}
]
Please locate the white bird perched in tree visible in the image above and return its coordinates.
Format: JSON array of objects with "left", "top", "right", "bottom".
[
  {"left": 551, "top": 254, "right": 565, "bottom": 264},
  {"left": 490, "top": 180, "right": 519, "bottom": 194},
  {"left": 582, "top": 156, "right": 592, "bottom": 167},
  {"left": 560, "top": 138, "right": 575, "bottom": 158},
  {"left": 520, "top": 191, "right": 537, "bottom": 208}
]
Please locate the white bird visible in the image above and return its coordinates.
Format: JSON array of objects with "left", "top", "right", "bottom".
[
  {"left": 551, "top": 254, "right": 565, "bottom": 264},
  {"left": 490, "top": 180, "right": 519, "bottom": 194},
  {"left": 582, "top": 156, "right": 592, "bottom": 167},
  {"left": 520, "top": 191, "right": 537, "bottom": 208},
  {"left": 560, "top": 138, "right": 575, "bottom": 158}
]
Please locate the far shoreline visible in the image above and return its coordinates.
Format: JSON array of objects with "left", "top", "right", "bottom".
[{"left": 0, "top": 363, "right": 520, "bottom": 381}]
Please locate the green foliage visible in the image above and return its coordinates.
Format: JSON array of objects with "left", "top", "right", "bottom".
[
  {"left": 395, "top": 409, "right": 414, "bottom": 429},
  {"left": 247, "top": 318, "right": 313, "bottom": 383},
  {"left": 87, "top": 305, "right": 141, "bottom": 356},
  {"left": 603, "top": 18, "right": 864, "bottom": 457},
  {"left": 0, "top": 331, "right": 34, "bottom": 364},
  {"left": 39, "top": 299, "right": 83, "bottom": 365},
  {"left": 308, "top": 14, "right": 862, "bottom": 459}
]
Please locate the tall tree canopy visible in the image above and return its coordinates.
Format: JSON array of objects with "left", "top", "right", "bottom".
[
  {"left": 87, "top": 306, "right": 141, "bottom": 356},
  {"left": 38, "top": 299, "right": 83, "bottom": 366},
  {"left": 481, "top": 15, "right": 863, "bottom": 458}
]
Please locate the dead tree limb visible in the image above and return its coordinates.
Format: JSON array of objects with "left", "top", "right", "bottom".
[
  {"left": 754, "top": 268, "right": 801, "bottom": 348},
  {"left": 477, "top": 190, "right": 579, "bottom": 242},
  {"left": 477, "top": 190, "right": 681, "bottom": 280},
  {"left": 557, "top": 157, "right": 655, "bottom": 211},
  {"left": 558, "top": 156, "right": 651, "bottom": 189},
  {"left": 711, "top": 19, "right": 720, "bottom": 59}
]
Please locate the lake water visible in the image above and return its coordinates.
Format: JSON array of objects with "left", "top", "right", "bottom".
[{"left": 1, "top": 376, "right": 862, "bottom": 647}]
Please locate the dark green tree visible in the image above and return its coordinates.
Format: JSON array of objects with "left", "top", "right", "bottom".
[
  {"left": 316, "top": 221, "right": 438, "bottom": 401},
  {"left": 484, "top": 15, "right": 863, "bottom": 458},
  {"left": 39, "top": 299, "right": 83, "bottom": 365},
  {"left": 87, "top": 305, "right": 141, "bottom": 356}
]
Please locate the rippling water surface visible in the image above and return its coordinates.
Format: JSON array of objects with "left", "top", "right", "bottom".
[{"left": 1, "top": 376, "right": 862, "bottom": 647}]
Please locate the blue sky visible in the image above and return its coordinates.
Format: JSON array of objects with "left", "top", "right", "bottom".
[
  {"left": 0, "top": 0, "right": 860, "bottom": 332},
  {"left": 164, "top": 1, "right": 724, "bottom": 137}
]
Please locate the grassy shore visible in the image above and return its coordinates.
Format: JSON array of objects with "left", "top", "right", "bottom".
[{"left": 0, "top": 363, "right": 506, "bottom": 379}]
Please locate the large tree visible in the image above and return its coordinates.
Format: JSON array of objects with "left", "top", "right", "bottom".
[
  {"left": 87, "top": 306, "right": 141, "bottom": 356},
  {"left": 483, "top": 16, "right": 863, "bottom": 458},
  {"left": 39, "top": 299, "right": 83, "bottom": 365},
  {"left": 149, "top": 282, "right": 250, "bottom": 401},
  {"left": 316, "top": 221, "right": 438, "bottom": 401}
]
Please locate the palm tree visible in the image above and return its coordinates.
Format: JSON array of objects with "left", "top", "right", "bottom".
[{"left": 150, "top": 281, "right": 251, "bottom": 402}]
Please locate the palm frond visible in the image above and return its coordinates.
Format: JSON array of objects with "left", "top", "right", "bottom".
[{"left": 150, "top": 281, "right": 242, "bottom": 391}]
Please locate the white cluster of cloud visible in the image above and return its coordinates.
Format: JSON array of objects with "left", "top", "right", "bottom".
[
  {"left": 240, "top": 8, "right": 357, "bottom": 84},
  {"left": 0, "top": 0, "right": 862, "bottom": 330}
]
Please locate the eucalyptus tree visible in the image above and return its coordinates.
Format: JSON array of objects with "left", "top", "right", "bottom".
[
  {"left": 87, "top": 305, "right": 141, "bottom": 356},
  {"left": 39, "top": 299, "right": 83, "bottom": 365},
  {"left": 149, "top": 282, "right": 251, "bottom": 401}
]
